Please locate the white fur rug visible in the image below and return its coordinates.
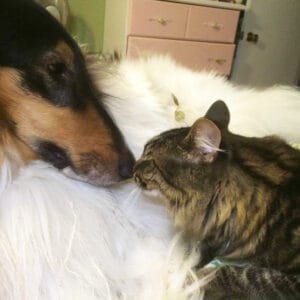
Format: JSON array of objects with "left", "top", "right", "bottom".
[{"left": 1, "top": 55, "right": 300, "bottom": 300}]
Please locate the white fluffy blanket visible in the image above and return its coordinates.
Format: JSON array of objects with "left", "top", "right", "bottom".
[{"left": 1, "top": 56, "right": 300, "bottom": 300}]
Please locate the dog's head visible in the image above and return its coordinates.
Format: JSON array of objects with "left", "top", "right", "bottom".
[{"left": 0, "top": 0, "right": 135, "bottom": 185}]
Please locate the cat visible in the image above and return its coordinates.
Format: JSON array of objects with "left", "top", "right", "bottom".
[{"left": 134, "top": 100, "right": 300, "bottom": 299}]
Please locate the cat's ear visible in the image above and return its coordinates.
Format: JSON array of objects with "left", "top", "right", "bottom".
[
  {"left": 205, "top": 100, "right": 230, "bottom": 129},
  {"left": 187, "top": 117, "right": 221, "bottom": 163}
]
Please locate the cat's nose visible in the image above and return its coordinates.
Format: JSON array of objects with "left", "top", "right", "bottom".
[
  {"left": 118, "top": 151, "right": 135, "bottom": 179},
  {"left": 134, "top": 159, "right": 148, "bottom": 175},
  {"left": 134, "top": 172, "right": 147, "bottom": 188},
  {"left": 133, "top": 160, "right": 145, "bottom": 185}
]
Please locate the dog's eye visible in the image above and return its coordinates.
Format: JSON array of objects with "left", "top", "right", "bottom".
[{"left": 47, "top": 62, "right": 66, "bottom": 76}]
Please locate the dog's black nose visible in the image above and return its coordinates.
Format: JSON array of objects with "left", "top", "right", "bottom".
[{"left": 118, "top": 151, "right": 135, "bottom": 179}]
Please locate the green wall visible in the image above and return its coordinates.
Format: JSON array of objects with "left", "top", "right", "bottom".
[{"left": 67, "top": 0, "right": 105, "bottom": 53}]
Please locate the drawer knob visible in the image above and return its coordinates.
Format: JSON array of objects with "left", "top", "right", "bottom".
[
  {"left": 209, "top": 58, "right": 227, "bottom": 65},
  {"left": 149, "top": 17, "right": 172, "bottom": 26},
  {"left": 204, "top": 22, "right": 224, "bottom": 30}
]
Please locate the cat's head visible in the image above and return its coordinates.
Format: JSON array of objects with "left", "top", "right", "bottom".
[{"left": 134, "top": 100, "right": 229, "bottom": 195}]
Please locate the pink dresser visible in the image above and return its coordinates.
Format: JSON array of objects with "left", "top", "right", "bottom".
[{"left": 104, "top": 0, "right": 243, "bottom": 76}]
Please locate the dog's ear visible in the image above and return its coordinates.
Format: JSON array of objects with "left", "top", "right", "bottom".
[{"left": 205, "top": 100, "right": 230, "bottom": 130}]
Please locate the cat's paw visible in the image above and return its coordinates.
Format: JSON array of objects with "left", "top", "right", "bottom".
[{"left": 134, "top": 159, "right": 160, "bottom": 190}]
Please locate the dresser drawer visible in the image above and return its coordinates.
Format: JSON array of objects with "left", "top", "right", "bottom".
[
  {"left": 127, "top": 36, "right": 235, "bottom": 75},
  {"left": 186, "top": 6, "right": 240, "bottom": 43},
  {"left": 128, "top": 0, "right": 189, "bottom": 39}
]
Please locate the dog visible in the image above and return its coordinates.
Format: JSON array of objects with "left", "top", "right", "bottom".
[
  {"left": 0, "top": 3, "right": 202, "bottom": 299},
  {"left": 0, "top": 0, "right": 135, "bottom": 186},
  {"left": 0, "top": 2, "right": 202, "bottom": 299}
]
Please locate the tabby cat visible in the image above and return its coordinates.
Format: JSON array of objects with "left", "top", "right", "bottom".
[{"left": 134, "top": 100, "right": 300, "bottom": 299}]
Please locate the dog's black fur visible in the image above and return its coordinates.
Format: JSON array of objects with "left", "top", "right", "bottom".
[
  {"left": 0, "top": 0, "right": 134, "bottom": 185},
  {"left": 1, "top": 0, "right": 88, "bottom": 107}
]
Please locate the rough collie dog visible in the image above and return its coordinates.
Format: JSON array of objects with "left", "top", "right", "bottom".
[
  {"left": 0, "top": 0, "right": 135, "bottom": 186},
  {"left": 0, "top": 1, "right": 202, "bottom": 299},
  {"left": 1, "top": 1, "right": 300, "bottom": 300}
]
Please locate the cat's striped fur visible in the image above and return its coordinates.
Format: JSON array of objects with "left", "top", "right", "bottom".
[{"left": 134, "top": 100, "right": 300, "bottom": 299}]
